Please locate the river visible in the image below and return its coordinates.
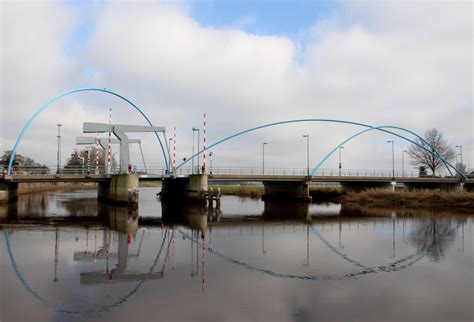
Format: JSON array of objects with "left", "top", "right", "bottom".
[{"left": 0, "top": 188, "right": 472, "bottom": 321}]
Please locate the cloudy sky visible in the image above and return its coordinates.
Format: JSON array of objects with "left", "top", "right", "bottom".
[{"left": 1, "top": 0, "right": 472, "bottom": 174}]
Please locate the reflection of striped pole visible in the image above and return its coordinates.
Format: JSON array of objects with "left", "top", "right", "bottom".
[
  {"left": 95, "top": 132, "right": 99, "bottom": 174},
  {"left": 107, "top": 107, "right": 112, "bottom": 174},
  {"left": 203, "top": 113, "right": 206, "bottom": 174},
  {"left": 173, "top": 127, "right": 176, "bottom": 173}
]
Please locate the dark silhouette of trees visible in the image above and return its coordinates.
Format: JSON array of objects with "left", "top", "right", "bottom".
[
  {"left": 407, "top": 128, "right": 455, "bottom": 176},
  {"left": 64, "top": 147, "right": 117, "bottom": 173},
  {"left": 1, "top": 150, "right": 50, "bottom": 174}
]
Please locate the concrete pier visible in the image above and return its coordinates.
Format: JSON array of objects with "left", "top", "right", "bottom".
[
  {"left": 261, "top": 181, "right": 312, "bottom": 202},
  {"left": 160, "top": 174, "right": 209, "bottom": 203},
  {"left": 0, "top": 181, "right": 18, "bottom": 204},
  {"left": 98, "top": 174, "right": 139, "bottom": 206}
]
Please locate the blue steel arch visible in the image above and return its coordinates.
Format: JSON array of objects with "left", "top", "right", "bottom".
[
  {"left": 311, "top": 125, "right": 459, "bottom": 177},
  {"left": 7, "top": 88, "right": 168, "bottom": 175},
  {"left": 176, "top": 119, "right": 463, "bottom": 178}
]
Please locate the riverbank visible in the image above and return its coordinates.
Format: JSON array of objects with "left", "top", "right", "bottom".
[
  {"left": 342, "top": 189, "right": 474, "bottom": 212},
  {"left": 209, "top": 184, "right": 342, "bottom": 200},
  {"left": 18, "top": 182, "right": 97, "bottom": 194},
  {"left": 210, "top": 184, "right": 474, "bottom": 211}
]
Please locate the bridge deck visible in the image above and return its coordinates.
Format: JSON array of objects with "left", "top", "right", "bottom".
[{"left": 1, "top": 174, "right": 471, "bottom": 184}]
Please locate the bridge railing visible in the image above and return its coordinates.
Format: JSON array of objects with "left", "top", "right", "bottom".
[
  {"left": 2, "top": 165, "right": 123, "bottom": 176},
  {"left": 133, "top": 166, "right": 420, "bottom": 178},
  {"left": 3, "top": 165, "right": 440, "bottom": 178}
]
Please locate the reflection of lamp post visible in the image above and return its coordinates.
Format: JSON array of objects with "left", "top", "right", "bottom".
[
  {"left": 338, "top": 146, "right": 344, "bottom": 176},
  {"left": 387, "top": 140, "right": 395, "bottom": 178},
  {"left": 338, "top": 221, "right": 343, "bottom": 249},
  {"left": 53, "top": 227, "right": 59, "bottom": 282},
  {"left": 304, "top": 223, "right": 309, "bottom": 267},
  {"left": 390, "top": 212, "right": 396, "bottom": 259},
  {"left": 303, "top": 135, "right": 309, "bottom": 176},
  {"left": 262, "top": 224, "right": 266, "bottom": 254},
  {"left": 56, "top": 123, "right": 62, "bottom": 174},
  {"left": 262, "top": 142, "right": 268, "bottom": 175}
]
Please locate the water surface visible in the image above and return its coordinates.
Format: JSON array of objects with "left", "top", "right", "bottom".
[{"left": 1, "top": 188, "right": 472, "bottom": 321}]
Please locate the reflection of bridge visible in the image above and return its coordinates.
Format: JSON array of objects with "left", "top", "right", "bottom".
[
  {"left": 3, "top": 210, "right": 466, "bottom": 318},
  {"left": 1, "top": 87, "right": 470, "bottom": 205}
]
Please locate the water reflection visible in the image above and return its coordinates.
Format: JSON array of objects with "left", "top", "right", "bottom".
[{"left": 0, "top": 189, "right": 472, "bottom": 321}]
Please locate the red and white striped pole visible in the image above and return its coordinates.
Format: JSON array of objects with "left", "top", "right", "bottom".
[
  {"left": 95, "top": 132, "right": 99, "bottom": 174},
  {"left": 107, "top": 107, "right": 112, "bottom": 174},
  {"left": 203, "top": 113, "right": 206, "bottom": 174},
  {"left": 173, "top": 127, "right": 176, "bottom": 173}
]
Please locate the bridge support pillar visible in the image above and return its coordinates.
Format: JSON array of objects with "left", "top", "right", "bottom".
[
  {"left": 465, "top": 182, "right": 473, "bottom": 192},
  {"left": 0, "top": 181, "right": 18, "bottom": 204},
  {"left": 98, "top": 174, "right": 139, "bottom": 206},
  {"left": 160, "top": 174, "right": 209, "bottom": 203},
  {"left": 262, "top": 181, "right": 312, "bottom": 202}
]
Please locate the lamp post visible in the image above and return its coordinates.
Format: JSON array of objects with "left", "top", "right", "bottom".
[
  {"left": 338, "top": 146, "right": 344, "bottom": 176},
  {"left": 193, "top": 128, "right": 201, "bottom": 174},
  {"left": 303, "top": 135, "right": 309, "bottom": 176},
  {"left": 402, "top": 150, "right": 407, "bottom": 177},
  {"left": 456, "top": 145, "right": 463, "bottom": 166},
  {"left": 262, "top": 142, "right": 268, "bottom": 175},
  {"left": 387, "top": 140, "right": 394, "bottom": 178},
  {"left": 168, "top": 138, "right": 173, "bottom": 173},
  {"left": 192, "top": 127, "right": 200, "bottom": 174},
  {"left": 56, "top": 123, "right": 62, "bottom": 174},
  {"left": 209, "top": 152, "right": 214, "bottom": 174}
]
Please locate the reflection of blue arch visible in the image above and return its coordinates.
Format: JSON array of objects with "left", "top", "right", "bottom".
[
  {"left": 178, "top": 224, "right": 435, "bottom": 281},
  {"left": 3, "top": 228, "right": 169, "bottom": 316},
  {"left": 176, "top": 119, "right": 463, "bottom": 178},
  {"left": 312, "top": 125, "right": 458, "bottom": 177},
  {"left": 7, "top": 88, "right": 168, "bottom": 175}
]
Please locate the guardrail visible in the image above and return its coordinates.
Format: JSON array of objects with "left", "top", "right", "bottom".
[
  {"left": 135, "top": 166, "right": 422, "bottom": 178},
  {"left": 3, "top": 165, "right": 462, "bottom": 179}
]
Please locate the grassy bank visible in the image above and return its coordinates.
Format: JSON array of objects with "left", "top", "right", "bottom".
[
  {"left": 343, "top": 189, "right": 474, "bottom": 210},
  {"left": 209, "top": 185, "right": 263, "bottom": 198},
  {"left": 18, "top": 182, "right": 96, "bottom": 194},
  {"left": 209, "top": 185, "right": 342, "bottom": 200},
  {"left": 139, "top": 181, "right": 162, "bottom": 187}
]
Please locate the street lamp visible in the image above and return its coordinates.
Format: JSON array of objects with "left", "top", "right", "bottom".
[
  {"left": 338, "top": 146, "right": 344, "bottom": 176},
  {"left": 402, "top": 150, "right": 408, "bottom": 177},
  {"left": 168, "top": 138, "right": 173, "bottom": 172},
  {"left": 56, "top": 123, "right": 62, "bottom": 174},
  {"left": 209, "top": 152, "right": 214, "bottom": 174},
  {"left": 303, "top": 135, "right": 309, "bottom": 176},
  {"left": 456, "top": 145, "right": 463, "bottom": 166},
  {"left": 193, "top": 127, "right": 200, "bottom": 174},
  {"left": 262, "top": 142, "right": 268, "bottom": 175},
  {"left": 387, "top": 140, "right": 395, "bottom": 178}
]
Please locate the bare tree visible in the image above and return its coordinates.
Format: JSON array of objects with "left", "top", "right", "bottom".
[{"left": 407, "top": 128, "right": 455, "bottom": 176}]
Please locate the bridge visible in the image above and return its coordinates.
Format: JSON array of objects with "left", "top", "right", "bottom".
[{"left": 1, "top": 87, "right": 470, "bottom": 204}]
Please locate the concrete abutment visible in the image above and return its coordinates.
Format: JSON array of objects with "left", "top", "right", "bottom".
[
  {"left": 98, "top": 174, "right": 139, "bottom": 206},
  {"left": 262, "top": 181, "right": 312, "bottom": 202},
  {"left": 0, "top": 181, "right": 18, "bottom": 204}
]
